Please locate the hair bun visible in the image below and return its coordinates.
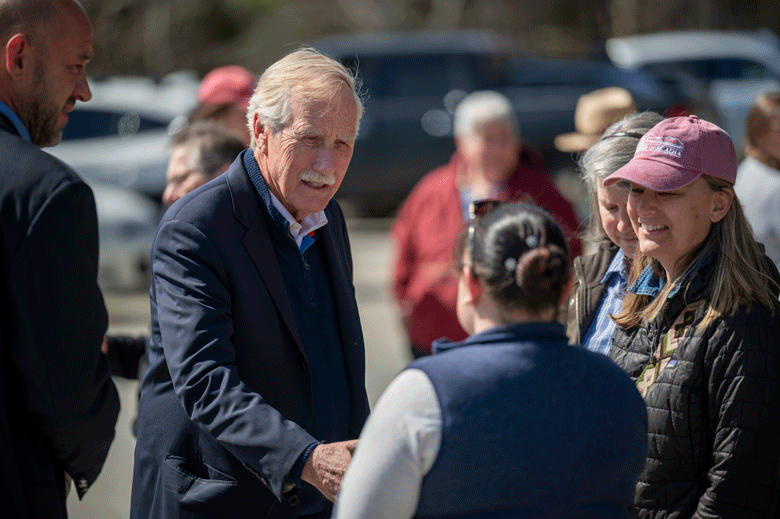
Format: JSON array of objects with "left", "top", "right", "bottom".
[{"left": 514, "top": 245, "right": 567, "bottom": 293}]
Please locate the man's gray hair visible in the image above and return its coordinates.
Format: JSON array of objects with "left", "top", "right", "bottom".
[
  {"left": 246, "top": 47, "right": 364, "bottom": 149},
  {"left": 454, "top": 90, "right": 518, "bottom": 138},
  {"left": 170, "top": 121, "right": 246, "bottom": 180}
]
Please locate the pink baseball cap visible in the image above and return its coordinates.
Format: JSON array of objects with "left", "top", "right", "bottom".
[
  {"left": 603, "top": 115, "right": 737, "bottom": 191},
  {"left": 197, "top": 65, "right": 257, "bottom": 111}
]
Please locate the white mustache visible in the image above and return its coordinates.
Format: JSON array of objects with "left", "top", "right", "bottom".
[{"left": 300, "top": 170, "right": 335, "bottom": 186}]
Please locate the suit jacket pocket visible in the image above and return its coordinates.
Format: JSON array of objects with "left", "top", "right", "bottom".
[{"left": 163, "top": 455, "right": 237, "bottom": 507}]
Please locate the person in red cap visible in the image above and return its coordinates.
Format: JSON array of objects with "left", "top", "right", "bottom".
[
  {"left": 190, "top": 64, "right": 257, "bottom": 146},
  {"left": 605, "top": 115, "right": 780, "bottom": 518}
]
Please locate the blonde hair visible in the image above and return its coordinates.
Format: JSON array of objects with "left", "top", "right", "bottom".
[
  {"left": 246, "top": 47, "right": 363, "bottom": 148},
  {"left": 614, "top": 176, "right": 779, "bottom": 330}
]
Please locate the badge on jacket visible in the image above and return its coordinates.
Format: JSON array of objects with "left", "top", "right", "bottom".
[{"left": 636, "top": 300, "right": 705, "bottom": 397}]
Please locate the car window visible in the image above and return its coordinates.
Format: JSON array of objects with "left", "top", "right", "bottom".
[
  {"left": 341, "top": 52, "right": 510, "bottom": 99},
  {"left": 61, "top": 109, "right": 170, "bottom": 141},
  {"left": 468, "top": 54, "right": 513, "bottom": 90},
  {"left": 376, "top": 55, "right": 451, "bottom": 97}
]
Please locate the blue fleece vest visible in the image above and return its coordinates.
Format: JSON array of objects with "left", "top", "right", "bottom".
[{"left": 410, "top": 322, "right": 647, "bottom": 519}]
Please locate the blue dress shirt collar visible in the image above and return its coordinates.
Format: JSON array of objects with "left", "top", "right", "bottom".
[{"left": 0, "top": 101, "right": 32, "bottom": 142}]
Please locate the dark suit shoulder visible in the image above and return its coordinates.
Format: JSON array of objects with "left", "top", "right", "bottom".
[
  {"left": 0, "top": 132, "right": 89, "bottom": 217},
  {"left": 0, "top": 131, "right": 97, "bottom": 262},
  {"left": 0, "top": 130, "right": 85, "bottom": 195},
  {"left": 159, "top": 174, "right": 234, "bottom": 232}
]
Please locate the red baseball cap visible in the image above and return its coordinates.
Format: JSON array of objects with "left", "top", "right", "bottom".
[
  {"left": 603, "top": 115, "right": 737, "bottom": 191},
  {"left": 197, "top": 65, "right": 257, "bottom": 111}
]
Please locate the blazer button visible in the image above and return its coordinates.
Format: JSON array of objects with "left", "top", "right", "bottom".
[
  {"left": 288, "top": 494, "right": 300, "bottom": 506},
  {"left": 297, "top": 362, "right": 307, "bottom": 372}
]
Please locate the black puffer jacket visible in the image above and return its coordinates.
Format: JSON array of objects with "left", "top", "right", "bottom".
[
  {"left": 610, "top": 258, "right": 780, "bottom": 519},
  {"left": 566, "top": 241, "right": 619, "bottom": 344}
]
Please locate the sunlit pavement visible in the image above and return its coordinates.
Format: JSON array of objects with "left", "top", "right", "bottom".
[{"left": 67, "top": 218, "right": 410, "bottom": 519}]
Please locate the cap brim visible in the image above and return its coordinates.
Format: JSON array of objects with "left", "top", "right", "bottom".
[
  {"left": 554, "top": 132, "right": 599, "bottom": 153},
  {"left": 603, "top": 157, "right": 702, "bottom": 191}
]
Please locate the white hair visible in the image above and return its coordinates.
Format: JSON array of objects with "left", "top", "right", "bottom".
[
  {"left": 454, "top": 90, "right": 517, "bottom": 138},
  {"left": 246, "top": 47, "right": 364, "bottom": 149}
]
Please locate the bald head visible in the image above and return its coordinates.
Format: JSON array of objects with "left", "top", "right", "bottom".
[
  {"left": 0, "top": 1, "right": 85, "bottom": 44},
  {"left": 1, "top": 0, "right": 92, "bottom": 146}
]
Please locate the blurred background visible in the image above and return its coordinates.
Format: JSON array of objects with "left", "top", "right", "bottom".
[{"left": 57, "top": 1, "right": 780, "bottom": 516}]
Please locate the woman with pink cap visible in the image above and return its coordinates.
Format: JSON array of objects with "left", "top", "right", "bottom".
[{"left": 605, "top": 115, "right": 780, "bottom": 518}]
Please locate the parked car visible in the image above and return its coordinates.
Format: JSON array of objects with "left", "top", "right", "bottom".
[
  {"left": 46, "top": 72, "right": 200, "bottom": 200},
  {"left": 89, "top": 182, "right": 160, "bottom": 292},
  {"left": 606, "top": 29, "right": 780, "bottom": 152},
  {"left": 309, "top": 30, "right": 516, "bottom": 214},
  {"left": 309, "top": 30, "right": 688, "bottom": 214},
  {"left": 42, "top": 74, "right": 198, "bottom": 291},
  {"left": 504, "top": 57, "right": 687, "bottom": 169}
]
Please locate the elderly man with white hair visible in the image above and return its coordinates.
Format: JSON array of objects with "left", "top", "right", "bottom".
[
  {"left": 392, "top": 90, "right": 581, "bottom": 359},
  {"left": 130, "top": 48, "right": 370, "bottom": 519}
]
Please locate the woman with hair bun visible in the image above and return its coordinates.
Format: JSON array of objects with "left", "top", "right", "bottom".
[{"left": 333, "top": 202, "right": 648, "bottom": 519}]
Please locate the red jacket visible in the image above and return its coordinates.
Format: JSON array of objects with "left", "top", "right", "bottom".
[{"left": 391, "top": 147, "right": 581, "bottom": 354}]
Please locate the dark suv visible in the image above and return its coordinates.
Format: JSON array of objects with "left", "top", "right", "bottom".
[
  {"left": 309, "top": 31, "right": 515, "bottom": 214},
  {"left": 310, "top": 31, "right": 680, "bottom": 215}
]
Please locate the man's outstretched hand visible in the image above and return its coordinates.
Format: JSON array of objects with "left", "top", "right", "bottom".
[{"left": 300, "top": 439, "right": 359, "bottom": 502}]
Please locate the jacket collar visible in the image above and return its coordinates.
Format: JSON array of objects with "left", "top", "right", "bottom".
[
  {"left": 0, "top": 102, "right": 31, "bottom": 142},
  {"left": 629, "top": 246, "right": 716, "bottom": 301},
  {"left": 432, "top": 321, "right": 567, "bottom": 354},
  {"left": 601, "top": 247, "right": 628, "bottom": 285}
]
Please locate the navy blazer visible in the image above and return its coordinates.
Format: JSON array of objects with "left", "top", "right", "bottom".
[
  {"left": 130, "top": 153, "right": 369, "bottom": 518},
  {"left": 0, "top": 114, "right": 119, "bottom": 518}
]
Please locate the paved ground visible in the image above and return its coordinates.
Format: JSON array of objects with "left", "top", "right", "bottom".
[{"left": 66, "top": 218, "right": 411, "bottom": 518}]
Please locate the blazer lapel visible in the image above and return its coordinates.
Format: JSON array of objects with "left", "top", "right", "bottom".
[
  {"left": 225, "top": 156, "right": 306, "bottom": 353},
  {"left": 320, "top": 204, "right": 369, "bottom": 431},
  {"left": 320, "top": 207, "right": 362, "bottom": 346}
]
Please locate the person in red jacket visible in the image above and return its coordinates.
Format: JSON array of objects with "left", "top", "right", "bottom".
[{"left": 392, "top": 90, "right": 581, "bottom": 358}]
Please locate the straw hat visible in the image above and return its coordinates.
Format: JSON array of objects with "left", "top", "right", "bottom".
[{"left": 554, "top": 87, "right": 637, "bottom": 153}]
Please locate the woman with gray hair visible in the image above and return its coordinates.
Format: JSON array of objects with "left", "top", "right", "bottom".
[
  {"left": 566, "top": 111, "right": 664, "bottom": 353},
  {"left": 392, "top": 90, "right": 580, "bottom": 358}
]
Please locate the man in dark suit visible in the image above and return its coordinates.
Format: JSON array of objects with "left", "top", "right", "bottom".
[
  {"left": 130, "top": 48, "right": 370, "bottom": 519},
  {"left": 0, "top": 1, "right": 120, "bottom": 518}
]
